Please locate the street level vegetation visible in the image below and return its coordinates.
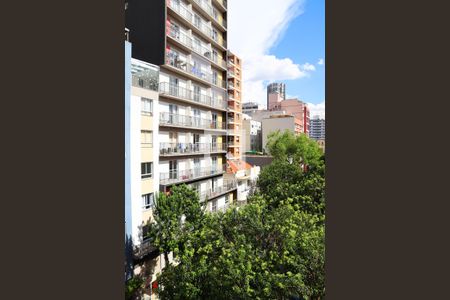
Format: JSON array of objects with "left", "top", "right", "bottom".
[{"left": 130, "top": 131, "right": 325, "bottom": 300}]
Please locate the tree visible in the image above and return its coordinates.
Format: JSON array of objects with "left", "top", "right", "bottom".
[
  {"left": 146, "top": 184, "right": 204, "bottom": 263},
  {"left": 266, "top": 130, "right": 323, "bottom": 169},
  {"left": 254, "top": 160, "right": 325, "bottom": 217},
  {"left": 155, "top": 202, "right": 325, "bottom": 300}
]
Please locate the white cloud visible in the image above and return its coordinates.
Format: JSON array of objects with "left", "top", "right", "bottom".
[
  {"left": 317, "top": 58, "right": 324, "bottom": 65},
  {"left": 301, "top": 63, "right": 316, "bottom": 72},
  {"left": 306, "top": 101, "right": 326, "bottom": 119},
  {"left": 228, "top": 0, "right": 315, "bottom": 107}
]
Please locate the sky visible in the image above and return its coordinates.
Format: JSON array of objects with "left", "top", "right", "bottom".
[{"left": 228, "top": 0, "right": 325, "bottom": 119}]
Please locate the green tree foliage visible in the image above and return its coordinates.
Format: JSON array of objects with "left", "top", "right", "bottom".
[
  {"left": 156, "top": 202, "right": 324, "bottom": 300},
  {"left": 266, "top": 130, "right": 324, "bottom": 169},
  {"left": 146, "top": 184, "right": 204, "bottom": 262},
  {"left": 254, "top": 160, "right": 325, "bottom": 216},
  {"left": 125, "top": 277, "right": 144, "bottom": 300},
  {"left": 144, "top": 132, "right": 325, "bottom": 299}
]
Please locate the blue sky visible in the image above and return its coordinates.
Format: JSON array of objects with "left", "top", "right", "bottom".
[
  {"left": 270, "top": 0, "right": 325, "bottom": 105},
  {"left": 228, "top": 0, "right": 325, "bottom": 118}
]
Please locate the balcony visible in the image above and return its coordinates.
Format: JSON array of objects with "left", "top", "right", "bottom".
[
  {"left": 131, "top": 59, "right": 159, "bottom": 92},
  {"left": 211, "top": 55, "right": 228, "bottom": 69},
  {"left": 160, "top": 164, "right": 226, "bottom": 185},
  {"left": 159, "top": 82, "right": 227, "bottom": 110},
  {"left": 190, "top": 0, "right": 227, "bottom": 30},
  {"left": 167, "top": 24, "right": 227, "bottom": 71},
  {"left": 212, "top": 77, "right": 227, "bottom": 89},
  {"left": 213, "top": 0, "right": 227, "bottom": 11},
  {"left": 166, "top": 52, "right": 212, "bottom": 84},
  {"left": 160, "top": 142, "right": 227, "bottom": 157},
  {"left": 198, "top": 179, "right": 237, "bottom": 202},
  {"left": 160, "top": 112, "right": 226, "bottom": 131},
  {"left": 167, "top": 1, "right": 216, "bottom": 45}
]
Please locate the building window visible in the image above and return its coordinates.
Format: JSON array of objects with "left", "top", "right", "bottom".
[
  {"left": 211, "top": 199, "right": 218, "bottom": 212},
  {"left": 142, "top": 193, "right": 155, "bottom": 210},
  {"left": 141, "top": 98, "right": 153, "bottom": 115},
  {"left": 141, "top": 162, "right": 153, "bottom": 179},
  {"left": 141, "top": 130, "right": 153, "bottom": 147}
]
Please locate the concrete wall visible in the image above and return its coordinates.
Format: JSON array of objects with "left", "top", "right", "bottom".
[{"left": 261, "top": 116, "right": 295, "bottom": 152}]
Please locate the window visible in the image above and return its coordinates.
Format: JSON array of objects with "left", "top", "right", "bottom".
[
  {"left": 211, "top": 199, "right": 217, "bottom": 212},
  {"left": 142, "top": 193, "right": 154, "bottom": 210},
  {"left": 141, "top": 162, "right": 153, "bottom": 179},
  {"left": 141, "top": 130, "right": 153, "bottom": 147},
  {"left": 141, "top": 98, "right": 153, "bottom": 115}
]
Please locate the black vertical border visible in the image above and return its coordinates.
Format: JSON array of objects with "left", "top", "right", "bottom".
[
  {"left": 327, "top": 0, "right": 450, "bottom": 298},
  {"left": 2, "top": 0, "right": 124, "bottom": 299}
]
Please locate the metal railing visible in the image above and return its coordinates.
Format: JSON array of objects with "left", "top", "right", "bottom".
[
  {"left": 159, "top": 142, "right": 227, "bottom": 156},
  {"left": 159, "top": 82, "right": 227, "bottom": 109},
  {"left": 166, "top": 52, "right": 213, "bottom": 82},
  {"left": 160, "top": 112, "right": 226, "bottom": 130},
  {"left": 167, "top": 24, "right": 225, "bottom": 69},
  {"left": 198, "top": 179, "right": 237, "bottom": 202},
  {"left": 160, "top": 164, "right": 226, "bottom": 185},
  {"left": 167, "top": 25, "right": 192, "bottom": 49},
  {"left": 168, "top": 1, "right": 212, "bottom": 38}
]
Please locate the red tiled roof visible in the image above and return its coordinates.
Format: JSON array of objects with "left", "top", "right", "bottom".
[{"left": 227, "top": 159, "right": 252, "bottom": 173}]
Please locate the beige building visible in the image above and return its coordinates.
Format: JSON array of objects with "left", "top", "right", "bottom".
[{"left": 261, "top": 115, "right": 302, "bottom": 152}]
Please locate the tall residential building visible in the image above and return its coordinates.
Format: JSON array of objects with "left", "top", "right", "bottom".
[
  {"left": 261, "top": 115, "right": 302, "bottom": 152},
  {"left": 125, "top": 39, "right": 167, "bottom": 292},
  {"left": 126, "top": 0, "right": 236, "bottom": 215},
  {"left": 310, "top": 116, "right": 325, "bottom": 140},
  {"left": 267, "top": 82, "right": 286, "bottom": 109},
  {"left": 227, "top": 51, "right": 242, "bottom": 160}
]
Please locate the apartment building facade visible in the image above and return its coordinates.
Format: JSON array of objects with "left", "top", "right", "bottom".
[
  {"left": 227, "top": 51, "right": 242, "bottom": 160},
  {"left": 126, "top": 0, "right": 236, "bottom": 214},
  {"left": 279, "top": 98, "right": 310, "bottom": 136},
  {"left": 243, "top": 102, "right": 264, "bottom": 115},
  {"left": 261, "top": 115, "right": 302, "bottom": 152},
  {"left": 242, "top": 113, "right": 262, "bottom": 152},
  {"left": 125, "top": 40, "right": 166, "bottom": 293},
  {"left": 310, "top": 116, "right": 325, "bottom": 140}
]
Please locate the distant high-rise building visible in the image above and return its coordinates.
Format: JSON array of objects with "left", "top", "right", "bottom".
[
  {"left": 242, "top": 102, "right": 264, "bottom": 114},
  {"left": 267, "top": 82, "right": 286, "bottom": 109},
  {"left": 310, "top": 116, "right": 325, "bottom": 140}
]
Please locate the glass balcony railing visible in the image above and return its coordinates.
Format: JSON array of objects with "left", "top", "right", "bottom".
[
  {"left": 167, "top": 24, "right": 226, "bottom": 69},
  {"left": 131, "top": 59, "right": 159, "bottom": 91},
  {"left": 159, "top": 142, "right": 227, "bottom": 156},
  {"left": 192, "top": 0, "right": 227, "bottom": 28},
  {"left": 168, "top": 1, "right": 212, "bottom": 39},
  {"left": 159, "top": 82, "right": 227, "bottom": 109},
  {"left": 160, "top": 112, "right": 226, "bottom": 130},
  {"left": 160, "top": 164, "right": 226, "bottom": 185},
  {"left": 166, "top": 51, "right": 213, "bottom": 83},
  {"left": 198, "top": 179, "right": 237, "bottom": 202}
]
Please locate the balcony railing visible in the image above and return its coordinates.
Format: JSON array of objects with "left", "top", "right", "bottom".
[
  {"left": 166, "top": 52, "right": 213, "bottom": 83},
  {"left": 168, "top": 1, "right": 213, "bottom": 39},
  {"left": 167, "top": 25, "right": 193, "bottom": 49},
  {"left": 167, "top": 24, "right": 227, "bottom": 69},
  {"left": 198, "top": 179, "right": 237, "bottom": 202},
  {"left": 191, "top": 0, "right": 227, "bottom": 29},
  {"left": 160, "top": 164, "right": 226, "bottom": 185},
  {"left": 160, "top": 142, "right": 227, "bottom": 156},
  {"left": 159, "top": 82, "right": 227, "bottom": 109},
  {"left": 160, "top": 112, "right": 226, "bottom": 130},
  {"left": 212, "top": 55, "right": 227, "bottom": 69}
]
